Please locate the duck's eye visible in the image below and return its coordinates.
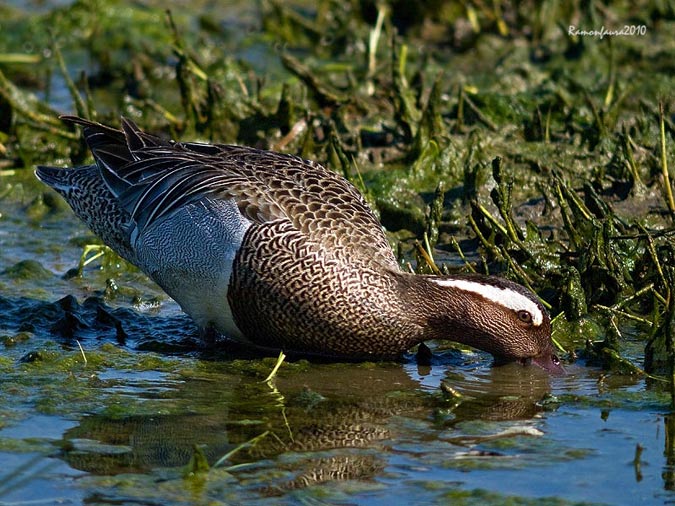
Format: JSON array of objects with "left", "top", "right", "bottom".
[
  {"left": 517, "top": 310, "right": 533, "bottom": 323},
  {"left": 552, "top": 354, "right": 560, "bottom": 366}
]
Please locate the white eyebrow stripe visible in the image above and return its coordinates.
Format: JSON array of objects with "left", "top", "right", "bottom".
[{"left": 432, "top": 278, "right": 544, "bottom": 326}]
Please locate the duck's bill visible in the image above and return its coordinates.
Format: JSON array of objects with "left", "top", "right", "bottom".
[
  {"left": 530, "top": 353, "right": 566, "bottom": 375},
  {"left": 497, "top": 354, "right": 566, "bottom": 375}
]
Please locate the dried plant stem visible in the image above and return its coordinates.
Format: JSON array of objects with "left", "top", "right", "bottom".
[
  {"left": 468, "top": 212, "right": 502, "bottom": 261},
  {"left": 595, "top": 304, "right": 654, "bottom": 326},
  {"left": 263, "top": 351, "right": 286, "bottom": 383},
  {"left": 449, "top": 236, "right": 476, "bottom": 272},
  {"left": 659, "top": 102, "right": 675, "bottom": 215},
  {"left": 212, "top": 431, "right": 273, "bottom": 468},
  {"left": 76, "top": 340, "right": 88, "bottom": 365},
  {"left": 414, "top": 240, "right": 441, "bottom": 275},
  {"left": 474, "top": 201, "right": 509, "bottom": 237},
  {"left": 366, "top": 4, "right": 387, "bottom": 95},
  {"left": 77, "top": 244, "right": 107, "bottom": 275},
  {"left": 51, "top": 35, "right": 88, "bottom": 119}
]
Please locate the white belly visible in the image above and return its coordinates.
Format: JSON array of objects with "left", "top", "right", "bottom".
[{"left": 133, "top": 197, "right": 252, "bottom": 341}]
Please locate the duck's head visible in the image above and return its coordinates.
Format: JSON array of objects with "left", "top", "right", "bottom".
[{"left": 421, "top": 275, "right": 563, "bottom": 374}]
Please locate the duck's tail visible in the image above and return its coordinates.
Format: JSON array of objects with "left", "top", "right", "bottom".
[
  {"left": 35, "top": 163, "right": 138, "bottom": 264},
  {"left": 34, "top": 165, "right": 82, "bottom": 195}
]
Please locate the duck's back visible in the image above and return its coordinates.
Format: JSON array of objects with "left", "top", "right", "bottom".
[{"left": 54, "top": 117, "right": 397, "bottom": 270}]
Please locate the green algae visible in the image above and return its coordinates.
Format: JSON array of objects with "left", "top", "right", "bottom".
[
  {"left": 438, "top": 489, "right": 601, "bottom": 506},
  {"left": 1, "top": 1, "right": 675, "bottom": 504},
  {"left": 1, "top": 259, "right": 54, "bottom": 281}
]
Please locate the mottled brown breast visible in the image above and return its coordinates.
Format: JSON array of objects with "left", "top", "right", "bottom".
[{"left": 228, "top": 219, "right": 421, "bottom": 358}]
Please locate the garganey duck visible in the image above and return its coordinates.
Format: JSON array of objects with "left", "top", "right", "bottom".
[{"left": 36, "top": 116, "right": 563, "bottom": 373}]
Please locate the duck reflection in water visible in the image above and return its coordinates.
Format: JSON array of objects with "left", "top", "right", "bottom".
[{"left": 60, "top": 359, "right": 553, "bottom": 495}]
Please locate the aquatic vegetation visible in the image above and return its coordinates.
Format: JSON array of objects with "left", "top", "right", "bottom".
[{"left": 0, "top": 1, "right": 674, "bottom": 503}]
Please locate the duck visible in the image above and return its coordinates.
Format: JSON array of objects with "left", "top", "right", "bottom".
[{"left": 35, "top": 116, "right": 563, "bottom": 373}]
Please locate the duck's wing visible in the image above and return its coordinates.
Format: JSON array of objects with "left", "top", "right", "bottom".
[{"left": 63, "top": 116, "right": 399, "bottom": 271}]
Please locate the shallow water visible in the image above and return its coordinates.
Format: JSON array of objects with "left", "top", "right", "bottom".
[{"left": 1, "top": 168, "right": 673, "bottom": 506}]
